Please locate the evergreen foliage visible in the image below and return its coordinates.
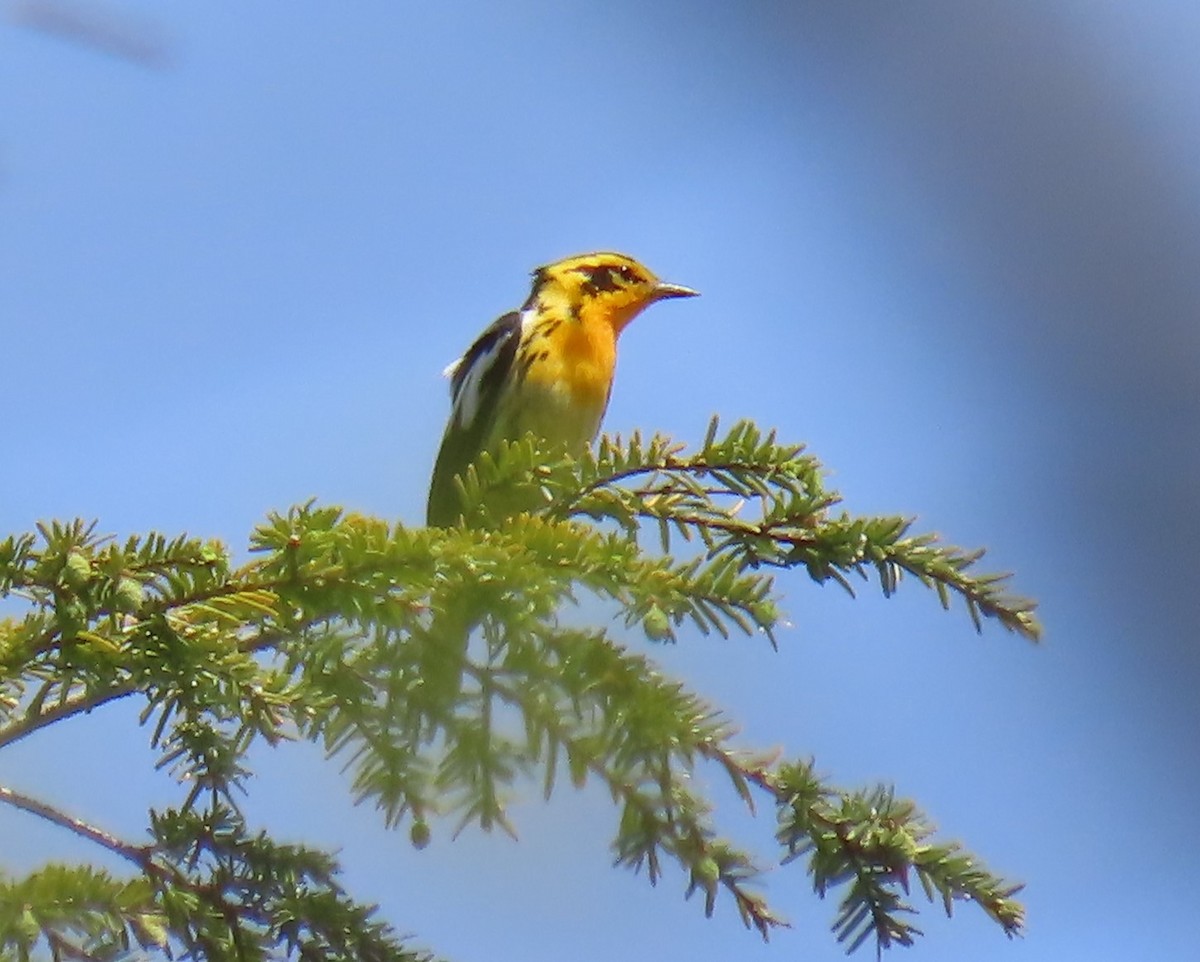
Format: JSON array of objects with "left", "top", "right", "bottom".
[{"left": 0, "top": 420, "right": 1039, "bottom": 959}]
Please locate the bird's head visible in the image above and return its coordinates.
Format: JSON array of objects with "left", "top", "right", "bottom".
[{"left": 524, "top": 251, "right": 698, "bottom": 334}]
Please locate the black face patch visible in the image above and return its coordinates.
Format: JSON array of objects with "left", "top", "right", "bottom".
[
  {"left": 526, "top": 259, "right": 647, "bottom": 305},
  {"left": 581, "top": 265, "right": 620, "bottom": 294},
  {"left": 575, "top": 263, "right": 644, "bottom": 296}
]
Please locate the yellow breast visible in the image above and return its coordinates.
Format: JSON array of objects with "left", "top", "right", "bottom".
[{"left": 502, "top": 307, "right": 618, "bottom": 448}]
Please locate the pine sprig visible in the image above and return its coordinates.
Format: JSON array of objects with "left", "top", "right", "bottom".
[
  {"left": 0, "top": 785, "right": 434, "bottom": 961},
  {"left": 535, "top": 419, "right": 1041, "bottom": 642},
  {"left": 0, "top": 420, "right": 1039, "bottom": 958},
  {"left": 768, "top": 760, "right": 1024, "bottom": 953},
  {"left": 149, "top": 806, "right": 435, "bottom": 962},
  {"left": 0, "top": 864, "right": 166, "bottom": 961},
  {"left": 474, "top": 626, "right": 784, "bottom": 937}
]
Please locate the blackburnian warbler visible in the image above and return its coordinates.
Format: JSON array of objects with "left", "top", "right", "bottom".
[{"left": 427, "top": 251, "right": 698, "bottom": 526}]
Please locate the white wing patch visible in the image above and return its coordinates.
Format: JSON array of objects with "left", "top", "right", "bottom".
[
  {"left": 445, "top": 313, "right": 524, "bottom": 430},
  {"left": 448, "top": 348, "right": 492, "bottom": 429},
  {"left": 518, "top": 306, "right": 542, "bottom": 340}
]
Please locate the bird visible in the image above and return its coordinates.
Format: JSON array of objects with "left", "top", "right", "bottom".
[{"left": 427, "top": 251, "right": 698, "bottom": 526}]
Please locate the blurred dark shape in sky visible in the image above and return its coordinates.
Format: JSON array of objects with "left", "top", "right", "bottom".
[
  {"left": 8, "top": 0, "right": 170, "bottom": 66},
  {"left": 775, "top": 4, "right": 1200, "bottom": 733}
]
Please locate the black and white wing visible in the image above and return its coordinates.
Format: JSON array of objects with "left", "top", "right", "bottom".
[{"left": 426, "top": 311, "right": 522, "bottom": 526}]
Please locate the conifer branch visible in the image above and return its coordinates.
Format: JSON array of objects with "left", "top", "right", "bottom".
[
  {"left": 0, "top": 864, "right": 169, "bottom": 960},
  {"left": 0, "top": 681, "right": 137, "bottom": 750},
  {"left": 0, "top": 784, "right": 151, "bottom": 867},
  {"left": 460, "top": 655, "right": 784, "bottom": 938},
  {"left": 0, "top": 420, "right": 1039, "bottom": 958},
  {"left": 689, "top": 748, "right": 1026, "bottom": 949},
  {"left": 533, "top": 420, "right": 1041, "bottom": 641}
]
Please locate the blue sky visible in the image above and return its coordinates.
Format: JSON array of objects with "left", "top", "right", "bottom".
[{"left": 3, "top": 2, "right": 1199, "bottom": 959}]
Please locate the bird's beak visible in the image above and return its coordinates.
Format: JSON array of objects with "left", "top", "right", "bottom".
[{"left": 652, "top": 281, "right": 700, "bottom": 301}]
